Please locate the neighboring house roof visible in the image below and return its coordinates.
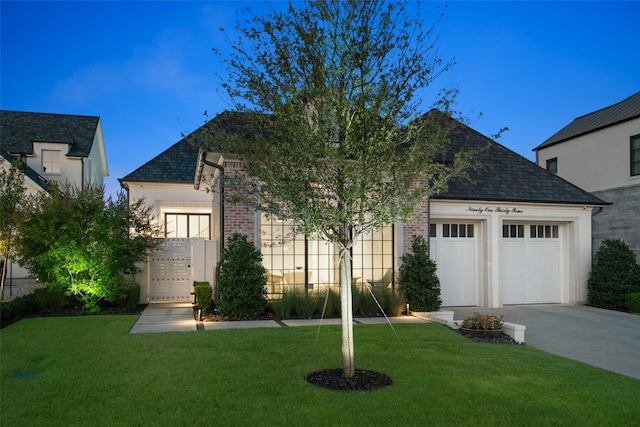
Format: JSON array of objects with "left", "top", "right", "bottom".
[
  {"left": 119, "top": 135, "right": 203, "bottom": 184},
  {"left": 0, "top": 110, "right": 100, "bottom": 157},
  {"left": 432, "top": 115, "right": 608, "bottom": 205},
  {"left": 534, "top": 91, "right": 640, "bottom": 151},
  {"left": 0, "top": 147, "right": 50, "bottom": 191}
]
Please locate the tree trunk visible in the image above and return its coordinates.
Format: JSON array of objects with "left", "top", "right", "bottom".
[{"left": 339, "top": 230, "right": 355, "bottom": 378}]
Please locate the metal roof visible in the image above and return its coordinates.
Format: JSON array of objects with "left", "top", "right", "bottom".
[{"left": 534, "top": 91, "right": 640, "bottom": 151}]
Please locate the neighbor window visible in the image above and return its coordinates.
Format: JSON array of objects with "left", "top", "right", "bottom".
[
  {"left": 632, "top": 135, "right": 640, "bottom": 176},
  {"left": 41, "top": 149, "right": 61, "bottom": 174},
  {"left": 546, "top": 157, "right": 558, "bottom": 174},
  {"left": 165, "top": 213, "right": 210, "bottom": 239}
]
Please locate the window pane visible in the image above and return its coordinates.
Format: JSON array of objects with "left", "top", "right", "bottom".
[
  {"left": 502, "top": 225, "right": 509, "bottom": 238},
  {"left": 530, "top": 225, "right": 537, "bottom": 238},
  {"left": 165, "top": 214, "right": 176, "bottom": 237},
  {"left": 546, "top": 157, "right": 558, "bottom": 174},
  {"left": 443, "top": 224, "right": 450, "bottom": 238},
  {"left": 552, "top": 225, "right": 559, "bottom": 238},
  {"left": 429, "top": 223, "right": 437, "bottom": 238},
  {"left": 545, "top": 225, "right": 552, "bottom": 238},
  {"left": 632, "top": 136, "right": 640, "bottom": 176},
  {"left": 517, "top": 225, "right": 524, "bottom": 238},
  {"left": 459, "top": 224, "right": 466, "bottom": 238},
  {"left": 467, "top": 224, "right": 474, "bottom": 238},
  {"left": 451, "top": 224, "right": 458, "bottom": 238},
  {"left": 510, "top": 225, "right": 517, "bottom": 238}
]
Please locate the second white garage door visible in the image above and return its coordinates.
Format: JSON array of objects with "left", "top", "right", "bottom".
[{"left": 501, "top": 223, "right": 561, "bottom": 304}]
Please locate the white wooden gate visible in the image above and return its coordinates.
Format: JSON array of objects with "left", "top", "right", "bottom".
[{"left": 137, "top": 238, "right": 217, "bottom": 303}]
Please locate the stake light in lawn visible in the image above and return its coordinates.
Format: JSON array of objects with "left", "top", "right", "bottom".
[{"left": 207, "top": 0, "right": 476, "bottom": 379}]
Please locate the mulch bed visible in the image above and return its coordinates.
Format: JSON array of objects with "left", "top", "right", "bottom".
[{"left": 305, "top": 368, "right": 393, "bottom": 392}]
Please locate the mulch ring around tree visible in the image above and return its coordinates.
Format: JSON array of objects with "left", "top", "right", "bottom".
[{"left": 305, "top": 368, "right": 392, "bottom": 392}]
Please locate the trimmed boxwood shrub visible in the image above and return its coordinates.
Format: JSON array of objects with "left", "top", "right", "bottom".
[
  {"left": 193, "top": 281, "right": 213, "bottom": 313},
  {"left": 626, "top": 293, "right": 640, "bottom": 313},
  {"left": 216, "top": 233, "right": 267, "bottom": 320},
  {"left": 588, "top": 239, "right": 640, "bottom": 311},
  {"left": 399, "top": 235, "right": 442, "bottom": 312}
]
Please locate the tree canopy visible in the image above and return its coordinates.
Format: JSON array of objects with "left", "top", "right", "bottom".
[{"left": 209, "top": 0, "right": 474, "bottom": 377}]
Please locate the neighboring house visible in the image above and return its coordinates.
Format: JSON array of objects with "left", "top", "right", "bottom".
[
  {"left": 533, "top": 92, "right": 640, "bottom": 258},
  {"left": 122, "top": 111, "right": 606, "bottom": 308},
  {"left": 0, "top": 110, "right": 109, "bottom": 281}
]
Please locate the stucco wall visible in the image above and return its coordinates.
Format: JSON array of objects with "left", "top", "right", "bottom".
[
  {"left": 592, "top": 183, "right": 640, "bottom": 260},
  {"left": 536, "top": 117, "right": 640, "bottom": 193}
]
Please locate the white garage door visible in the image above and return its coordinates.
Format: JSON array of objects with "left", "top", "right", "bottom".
[
  {"left": 501, "top": 224, "right": 561, "bottom": 304},
  {"left": 429, "top": 222, "right": 478, "bottom": 306}
]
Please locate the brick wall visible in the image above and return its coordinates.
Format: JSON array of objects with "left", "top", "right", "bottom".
[{"left": 223, "top": 160, "right": 256, "bottom": 246}]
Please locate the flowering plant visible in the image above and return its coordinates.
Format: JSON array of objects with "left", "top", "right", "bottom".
[{"left": 461, "top": 312, "right": 504, "bottom": 330}]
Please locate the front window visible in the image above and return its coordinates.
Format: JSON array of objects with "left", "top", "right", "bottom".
[
  {"left": 631, "top": 135, "right": 640, "bottom": 176},
  {"left": 165, "top": 213, "right": 210, "bottom": 238},
  {"left": 546, "top": 157, "right": 558, "bottom": 174},
  {"left": 260, "top": 213, "right": 394, "bottom": 298},
  {"left": 42, "top": 149, "right": 61, "bottom": 174}
]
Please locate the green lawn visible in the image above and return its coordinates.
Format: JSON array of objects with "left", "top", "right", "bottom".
[{"left": 1, "top": 316, "right": 639, "bottom": 427}]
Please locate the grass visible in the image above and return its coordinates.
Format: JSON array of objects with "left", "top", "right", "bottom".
[{"left": 1, "top": 316, "right": 639, "bottom": 426}]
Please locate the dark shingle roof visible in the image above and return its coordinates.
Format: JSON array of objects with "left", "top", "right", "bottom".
[
  {"left": 119, "top": 135, "right": 203, "bottom": 184},
  {"left": 534, "top": 91, "right": 640, "bottom": 151},
  {"left": 122, "top": 109, "right": 607, "bottom": 205},
  {"left": 433, "top": 114, "right": 607, "bottom": 205},
  {"left": 0, "top": 110, "right": 100, "bottom": 157}
]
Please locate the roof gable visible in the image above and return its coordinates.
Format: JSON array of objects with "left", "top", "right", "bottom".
[
  {"left": 0, "top": 110, "right": 100, "bottom": 157},
  {"left": 534, "top": 91, "right": 640, "bottom": 150},
  {"left": 120, "top": 136, "right": 202, "bottom": 184}
]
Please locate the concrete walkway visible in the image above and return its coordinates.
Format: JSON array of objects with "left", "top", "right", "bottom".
[
  {"left": 447, "top": 304, "right": 640, "bottom": 380},
  {"left": 129, "top": 302, "right": 429, "bottom": 334}
]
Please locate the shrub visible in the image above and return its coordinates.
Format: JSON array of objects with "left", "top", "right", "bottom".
[
  {"left": 353, "top": 285, "right": 379, "bottom": 317},
  {"left": 0, "top": 293, "right": 39, "bottom": 326},
  {"left": 318, "top": 289, "right": 341, "bottom": 318},
  {"left": 119, "top": 284, "right": 141, "bottom": 309},
  {"left": 193, "top": 282, "right": 213, "bottom": 313},
  {"left": 216, "top": 233, "right": 267, "bottom": 320},
  {"left": 399, "top": 235, "right": 442, "bottom": 312},
  {"left": 32, "top": 286, "right": 72, "bottom": 312},
  {"left": 626, "top": 293, "right": 640, "bottom": 313},
  {"left": 461, "top": 312, "right": 504, "bottom": 330},
  {"left": 588, "top": 239, "right": 640, "bottom": 311},
  {"left": 377, "top": 288, "right": 406, "bottom": 317}
]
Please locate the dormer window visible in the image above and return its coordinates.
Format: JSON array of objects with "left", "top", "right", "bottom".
[{"left": 42, "top": 149, "right": 61, "bottom": 174}]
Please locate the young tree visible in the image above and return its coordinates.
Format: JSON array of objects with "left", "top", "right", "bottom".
[
  {"left": 15, "top": 184, "right": 161, "bottom": 312},
  {"left": 211, "top": 0, "right": 472, "bottom": 378},
  {"left": 0, "top": 160, "right": 28, "bottom": 298}
]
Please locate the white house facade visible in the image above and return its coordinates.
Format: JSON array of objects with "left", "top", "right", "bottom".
[
  {"left": 122, "top": 111, "right": 606, "bottom": 308},
  {"left": 534, "top": 92, "right": 640, "bottom": 258}
]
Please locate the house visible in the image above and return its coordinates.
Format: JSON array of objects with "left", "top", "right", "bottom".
[
  {"left": 533, "top": 92, "right": 640, "bottom": 259},
  {"left": 121, "top": 111, "right": 606, "bottom": 308},
  {"left": 0, "top": 110, "right": 109, "bottom": 281}
]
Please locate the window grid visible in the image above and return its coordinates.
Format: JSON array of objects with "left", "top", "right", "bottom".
[
  {"left": 530, "top": 224, "right": 559, "bottom": 239},
  {"left": 165, "top": 213, "right": 210, "bottom": 239},
  {"left": 442, "top": 223, "right": 474, "bottom": 239},
  {"left": 42, "top": 149, "right": 61, "bottom": 174}
]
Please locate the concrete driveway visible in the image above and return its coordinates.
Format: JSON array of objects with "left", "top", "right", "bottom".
[{"left": 446, "top": 304, "right": 640, "bottom": 380}]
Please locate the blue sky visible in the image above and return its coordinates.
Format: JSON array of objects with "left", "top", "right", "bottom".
[{"left": 2, "top": 1, "right": 639, "bottom": 199}]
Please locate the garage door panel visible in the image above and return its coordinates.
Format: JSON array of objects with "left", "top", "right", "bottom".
[{"left": 501, "top": 224, "right": 561, "bottom": 305}]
